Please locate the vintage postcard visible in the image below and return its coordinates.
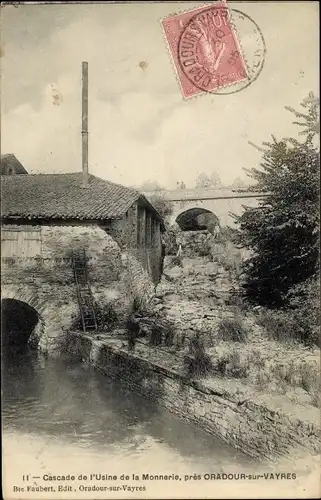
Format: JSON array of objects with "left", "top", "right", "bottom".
[{"left": 1, "top": 1, "right": 320, "bottom": 499}]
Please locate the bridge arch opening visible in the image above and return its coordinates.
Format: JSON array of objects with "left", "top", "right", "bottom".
[
  {"left": 1, "top": 299, "right": 40, "bottom": 354},
  {"left": 176, "top": 208, "right": 220, "bottom": 233}
]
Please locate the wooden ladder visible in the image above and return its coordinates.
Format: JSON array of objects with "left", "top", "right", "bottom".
[{"left": 72, "top": 249, "right": 98, "bottom": 332}]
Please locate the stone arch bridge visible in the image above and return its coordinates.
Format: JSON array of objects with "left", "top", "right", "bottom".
[{"left": 144, "top": 187, "right": 266, "bottom": 231}]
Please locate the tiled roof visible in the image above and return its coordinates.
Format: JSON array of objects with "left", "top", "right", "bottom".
[
  {"left": 1, "top": 172, "right": 160, "bottom": 221},
  {"left": 1, "top": 154, "right": 28, "bottom": 175}
]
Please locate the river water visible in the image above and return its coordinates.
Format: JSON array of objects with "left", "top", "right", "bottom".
[{"left": 2, "top": 350, "right": 318, "bottom": 499}]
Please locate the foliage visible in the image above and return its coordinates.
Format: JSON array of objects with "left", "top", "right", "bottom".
[
  {"left": 149, "top": 324, "right": 163, "bottom": 346},
  {"left": 71, "top": 301, "right": 119, "bottom": 332},
  {"left": 256, "top": 310, "right": 318, "bottom": 347},
  {"left": 149, "top": 319, "right": 176, "bottom": 347},
  {"left": 139, "top": 180, "right": 164, "bottom": 191},
  {"left": 170, "top": 255, "right": 183, "bottom": 267},
  {"left": 269, "top": 359, "right": 320, "bottom": 398},
  {"left": 125, "top": 315, "right": 140, "bottom": 350},
  {"left": 195, "top": 171, "right": 222, "bottom": 188},
  {"left": 212, "top": 348, "right": 249, "bottom": 378},
  {"left": 256, "top": 276, "right": 320, "bottom": 346},
  {"left": 217, "top": 316, "right": 249, "bottom": 342},
  {"left": 198, "top": 243, "right": 212, "bottom": 257},
  {"left": 148, "top": 193, "right": 173, "bottom": 222},
  {"left": 181, "top": 230, "right": 212, "bottom": 258},
  {"left": 233, "top": 94, "right": 320, "bottom": 308},
  {"left": 183, "top": 333, "right": 213, "bottom": 378},
  {"left": 52, "top": 330, "right": 86, "bottom": 360},
  {"left": 162, "top": 225, "right": 180, "bottom": 255},
  {"left": 139, "top": 181, "right": 173, "bottom": 222},
  {"left": 216, "top": 226, "right": 236, "bottom": 242},
  {"left": 284, "top": 91, "right": 320, "bottom": 145},
  {"left": 163, "top": 321, "right": 176, "bottom": 346},
  {"left": 95, "top": 302, "right": 119, "bottom": 330},
  {"left": 231, "top": 177, "right": 247, "bottom": 189},
  {"left": 132, "top": 295, "right": 144, "bottom": 314}
]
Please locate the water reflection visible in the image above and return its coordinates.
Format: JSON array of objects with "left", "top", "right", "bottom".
[{"left": 2, "top": 350, "right": 255, "bottom": 469}]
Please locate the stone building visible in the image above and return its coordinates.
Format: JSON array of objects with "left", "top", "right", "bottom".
[{"left": 1, "top": 172, "right": 165, "bottom": 353}]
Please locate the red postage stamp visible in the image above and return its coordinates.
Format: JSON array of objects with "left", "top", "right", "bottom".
[{"left": 161, "top": 1, "right": 251, "bottom": 98}]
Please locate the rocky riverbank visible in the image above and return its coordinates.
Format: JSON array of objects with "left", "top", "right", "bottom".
[
  {"left": 61, "top": 230, "right": 320, "bottom": 461},
  {"left": 134, "top": 231, "right": 320, "bottom": 409},
  {"left": 63, "top": 330, "right": 320, "bottom": 463}
]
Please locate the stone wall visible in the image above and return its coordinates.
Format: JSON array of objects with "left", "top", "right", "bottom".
[
  {"left": 65, "top": 332, "right": 321, "bottom": 461},
  {"left": 1, "top": 223, "right": 156, "bottom": 352},
  {"left": 1, "top": 283, "right": 78, "bottom": 352}
]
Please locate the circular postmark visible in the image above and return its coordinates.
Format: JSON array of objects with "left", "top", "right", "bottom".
[{"left": 177, "top": 5, "right": 266, "bottom": 95}]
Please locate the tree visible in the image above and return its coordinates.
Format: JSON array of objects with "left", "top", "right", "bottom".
[
  {"left": 285, "top": 91, "right": 320, "bottom": 145},
  {"left": 233, "top": 94, "right": 320, "bottom": 308},
  {"left": 195, "top": 173, "right": 211, "bottom": 188},
  {"left": 148, "top": 193, "right": 173, "bottom": 223},
  {"left": 195, "top": 171, "right": 222, "bottom": 188},
  {"left": 139, "top": 180, "right": 173, "bottom": 222},
  {"left": 209, "top": 171, "right": 222, "bottom": 188},
  {"left": 139, "top": 180, "right": 164, "bottom": 192},
  {"left": 231, "top": 177, "right": 246, "bottom": 189}
]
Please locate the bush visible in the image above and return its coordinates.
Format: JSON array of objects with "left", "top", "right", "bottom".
[
  {"left": 269, "top": 359, "right": 320, "bottom": 395},
  {"left": 148, "top": 320, "right": 176, "bottom": 347},
  {"left": 163, "top": 322, "right": 176, "bottom": 346},
  {"left": 298, "top": 362, "right": 319, "bottom": 392},
  {"left": 198, "top": 243, "right": 212, "bottom": 257},
  {"left": 125, "top": 315, "right": 140, "bottom": 350},
  {"left": 183, "top": 230, "right": 212, "bottom": 258},
  {"left": 183, "top": 333, "right": 212, "bottom": 378},
  {"left": 150, "top": 324, "right": 163, "bottom": 346},
  {"left": 257, "top": 307, "right": 319, "bottom": 346},
  {"left": 170, "top": 255, "right": 183, "bottom": 267},
  {"left": 217, "top": 316, "right": 249, "bottom": 342},
  {"left": 286, "top": 276, "right": 320, "bottom": 346},
  {"left": 132, "top": 295, "right": 144, "bottom": 314},
  {"left": 212, "top": 348, "right": 249, "bottom": 378},
  {"left": 95, "top": 302, "right": 119, "bottom": 330},
  {"left": 228, "top": 350, "right": 249, "bottom": 378},
  {"left": 71, "top": 301, "right": 119, "bottom": 332},
  {"left": 52, "top": 330, "right": 87, "bottom": 361},
  {"left": 148, "top": 194, "right": 173, "bottom": 222},
  {"left": 226, "top": 288, "right": 247, "bottom": 308}
]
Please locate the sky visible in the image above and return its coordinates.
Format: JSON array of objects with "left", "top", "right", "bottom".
[{"left": 1, "top": 1, "right": 319, "bottom": 189}]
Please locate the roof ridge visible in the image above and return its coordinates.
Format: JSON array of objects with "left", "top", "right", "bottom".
[
  {"left": 1, "top": 172, "right": 139, "bottom": 195},
  {"left": 1, "top": 153, "right": 14, "bottom": 159},
  {"left": 89, "top": 173, "right": 140, "bottom": 194},
  {"left": 0, "top": 172, "right": 85, "bottom": 180}
]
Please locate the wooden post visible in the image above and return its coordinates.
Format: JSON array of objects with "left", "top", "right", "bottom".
[{"left": 82, "top": 61, "right": 89, "bottom": 187}]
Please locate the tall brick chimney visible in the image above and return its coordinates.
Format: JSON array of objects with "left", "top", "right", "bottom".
[{"left": 82, "top": 61, "right": 89, "bottom": 188}]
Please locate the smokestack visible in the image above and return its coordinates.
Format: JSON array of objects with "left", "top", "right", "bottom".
[{"left": 82, "top": 61, "right": 89, "bottom": 187}]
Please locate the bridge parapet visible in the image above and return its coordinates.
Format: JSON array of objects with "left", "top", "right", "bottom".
[{"left": 143, "top": 188, "right": 266, "bottom": 202}]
